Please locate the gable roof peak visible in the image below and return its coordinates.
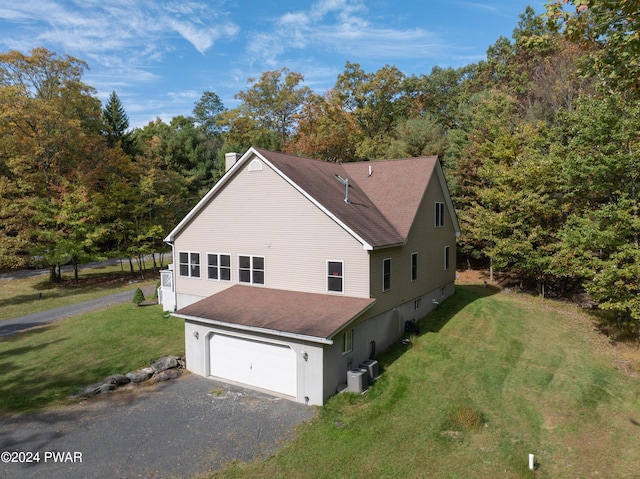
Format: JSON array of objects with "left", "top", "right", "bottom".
[{"left": 165, "top": 147, "right": 459, "bottom": 246}]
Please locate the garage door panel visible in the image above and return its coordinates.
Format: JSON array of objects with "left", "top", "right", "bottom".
[{"left": 210, "top": 334, "right": 296, "bottom": 397}]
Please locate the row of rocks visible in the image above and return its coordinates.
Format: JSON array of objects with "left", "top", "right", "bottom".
[{"left": 74, "top": 355, "right": 185, "bottom": 399}]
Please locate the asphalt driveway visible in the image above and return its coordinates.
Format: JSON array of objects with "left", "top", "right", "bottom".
[
  {"left": 0, "top": 374, "right": 315, "bottom": 479},
  {"left": 0, "top": 286, "right": 157, "bottom": 337}
]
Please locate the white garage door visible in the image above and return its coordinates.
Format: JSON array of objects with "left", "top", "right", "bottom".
[{"left": 209, "top": 334, "right": 297, "bottom": 397}]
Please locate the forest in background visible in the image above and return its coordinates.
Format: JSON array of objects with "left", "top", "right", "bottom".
[{"left": 2, "top": 1, "right": 640, "bottom": 329}]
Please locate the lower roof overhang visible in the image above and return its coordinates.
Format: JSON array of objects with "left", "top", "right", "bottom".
[{"left": 172, "top": 285, "right": 376, "bottom": 346}]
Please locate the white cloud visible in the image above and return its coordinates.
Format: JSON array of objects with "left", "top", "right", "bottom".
[
  {"left": 243, "top": 0, "right": 444, "bottom": 67},
  {"left": 0, "top": 0, "right": 239, "bottom": 61}
]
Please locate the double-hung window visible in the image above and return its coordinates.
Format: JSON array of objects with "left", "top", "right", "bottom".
[
  {"left": 383, "top": 258, "right": 392, "bottom": 292},
  {"left": 207, "top": 254, "right": 231, "bottom": 281},
  {"left": 179, "top": 251, "right": 200, "bottom": 278},
  {"left": 327, "top": 261, "right": 343, "bottom": 292},
  {"left": 239, "top": 255, "right": 265, "bottom": 285},
  {"left": 435, "top": 202, "right": 445, "bottom": 227},
  {"left": 411, "top": 252, "right": 418, "bottom": 282}
]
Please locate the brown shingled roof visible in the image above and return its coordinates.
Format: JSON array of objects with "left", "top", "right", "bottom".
[
  {"left": 342, "top": 156, "right": 437, "bottom": 238},
  {"left": 254, "top": 148, "right": 436, "bottom": 248},
  {"left": 175, "top": 285, "right": 376, "bottom": 341}
]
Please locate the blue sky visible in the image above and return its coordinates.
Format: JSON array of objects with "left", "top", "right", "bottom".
[{"left": 0, "top": 0, "right": 546, "bottom": 128}]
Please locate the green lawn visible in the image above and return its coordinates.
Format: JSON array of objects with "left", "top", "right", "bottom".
[
  {"left": 0, "top": 262, "right": 159, "bottom": 321},
  {"left": 0, "top": 304, "right": 184, "bottom": 412},
  {"left": 212, "top": 284, "right": 640, "bottom": 479},
  {"left": 2, "top": 275, "right": 639, "bottom": 477}
]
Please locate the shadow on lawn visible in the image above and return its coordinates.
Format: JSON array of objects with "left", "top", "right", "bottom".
[
  {"left": 379, "top": 283, "right": 500, "bottom": 369},
  {"left": 420, "top": 283, "right": 500, "bottom": 334}
]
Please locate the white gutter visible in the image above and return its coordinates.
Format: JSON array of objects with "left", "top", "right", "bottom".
[
  {"left": 166, "top": 241, "right": 177, "bottom": 311},
  {"left": 172, "top": 312, "right": 334, "bottom": 345}
]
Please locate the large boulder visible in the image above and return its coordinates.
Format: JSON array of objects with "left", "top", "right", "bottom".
[
  {"left": 103, "top": 374, "right": 131, "bottom": 386},
  {"left": 72, "top": 355, "right": 185, "bottom": 400},
  {"left": 75, "top": 381, "right": 116, "bottom": 398},
  {"left": 151, "top": 356, "right": 180, "bottom": 372},
  {"left": 126, "top": 367, "right": 154, "bottom": 383}
]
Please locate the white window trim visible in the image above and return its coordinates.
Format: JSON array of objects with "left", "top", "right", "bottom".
[
  {"left": 411, "top": 252, "right": 418, "bottom": 282},
  {"left": 238, "top": 254, "right": 265, "bottom": 285},
  {"left": 342, "top": 329, "right": 353, "bottom": 354},
  {"left": 327, "top": 260, "right": 344, "bottom": 294},
  {"left": 178, "top": 251, "right": 201, "bottom": 278},
  {"left": 207, "top": 253, "right": 232, "bottom": 282},
  {"left": 383, "top": 257, "right": 392, "bottom": 292}
]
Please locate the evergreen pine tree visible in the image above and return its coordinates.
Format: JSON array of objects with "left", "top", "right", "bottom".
[{"left": 102, "top": 90, "right": 133, "bottom": 154}]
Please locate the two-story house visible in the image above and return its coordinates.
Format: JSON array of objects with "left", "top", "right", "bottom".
[{"left": 160, "top": 147, "right": 460, "bottom": 405}]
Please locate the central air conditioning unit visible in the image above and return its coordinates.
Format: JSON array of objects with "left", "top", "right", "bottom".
[
  {"left": 347, "top": 368, "right": 368, "bottom": 393},
  {"left": 360, "top": 360, "right": 379, "bottom": 384}
]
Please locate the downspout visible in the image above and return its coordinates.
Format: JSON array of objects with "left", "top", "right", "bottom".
[{"left": 167, "top": 241, "right": 177, "bottom": 311}]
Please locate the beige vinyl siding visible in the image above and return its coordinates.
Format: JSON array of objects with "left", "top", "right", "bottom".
[
  {"left": 364, "top": 172, "right": 457, "bottom": 319},
  {"left": 173, "top": 156, "right": 370, "bottom": 302}
]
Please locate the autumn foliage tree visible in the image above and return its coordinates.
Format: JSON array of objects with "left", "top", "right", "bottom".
[
  {"left": 4, "top": 4, "right": 640, "bottom": 338},
  {"left": 0, "top": 48, "right": 109, "bottom": 279},
  {"left": 223, "top": 68, "right": 310, "bottom": 152}
]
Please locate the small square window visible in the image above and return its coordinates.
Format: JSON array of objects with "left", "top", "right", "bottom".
[
  {"left": 179, "top": 251, "right": 200, "bottom": 278},
  {"left": 239, "top": 255, "right": 264, "bottom": 284},
  {"left": 208, "top": 254, "right": 231, "bottom": 281}
]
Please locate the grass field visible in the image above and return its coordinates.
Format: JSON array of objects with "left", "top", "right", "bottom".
[
  {"left": 0, "top": 261, "right": 159, "bottom": 321},
  {"left": 0, "top": 303, "right": 184, "bottom": 412},
  {"left": 210, "top": 279, "right": 640, "bottom": 479},
  {"left": 3, "top": 269, "right": 640, "bottom": 477}
]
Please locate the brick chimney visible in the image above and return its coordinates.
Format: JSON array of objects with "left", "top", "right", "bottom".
[{"left": 225, "top": 152, "right": 240, "bottom": 173}]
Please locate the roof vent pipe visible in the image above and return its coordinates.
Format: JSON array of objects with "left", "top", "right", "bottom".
[
  {"left": 334, "top": 174, "right": 351, "bottom": 204},
  {"left": 368, "top": 164, "right": 372, "bottom": 177},
  {"left": 344, "top": 178, "right": 350, "bottom": 204}
]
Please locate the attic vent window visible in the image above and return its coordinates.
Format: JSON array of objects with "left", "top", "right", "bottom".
[{"left": 248, "top": 159, "right": 263, "bottom": 171}]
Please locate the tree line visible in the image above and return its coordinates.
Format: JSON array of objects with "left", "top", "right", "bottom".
[{"left": 1, "top": 1, "right": 640, "bottom": 328}]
